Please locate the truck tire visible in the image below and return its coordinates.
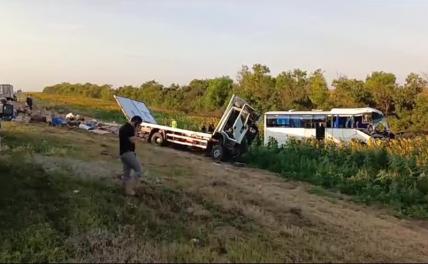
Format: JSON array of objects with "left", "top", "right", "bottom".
[
  {"left": 211, "top": 144, "right": 224, "bottom": 161},
  {"left": 151, "top": 132, "right": 165, "bottom": 146}
]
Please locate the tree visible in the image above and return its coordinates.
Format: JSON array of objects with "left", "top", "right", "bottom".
[
  {"left": 395, "top": 73, "right": 427, "bottom": 112},
  {"left": 331, "top": 77, "right": 370, "bottom": 107},
  {"left": 411, "top": 94, "right": 428, "bottom": 132},
  {"left": 365, "top": 71, "right": 397, "bottom": 115},
  {"left": 236, "top": 64, "right": 276, "bottom": 112},
  {"left": 308, "top": 69, "right": 329, "bottom": 109},
  {"left": 275, "top": 69, "right": 311, "bottom": 110},
  {"left": 100, "top": 85, "right": 113, "bottom": 100},
  {"left": 204, "top": 77, "right": 233, "bottom": 110}
]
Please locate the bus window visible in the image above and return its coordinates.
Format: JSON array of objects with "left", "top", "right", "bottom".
[
  {"left": 354, "top": 115, "right": 365, "bottom": 128},
  {"left": 301, "top": 115, "right": 313, "bottom": 128},
  {"left": 345, "top": 116, "right": 353, "bottom": 128},
  {"left": 277, "top": 115, "right": 290, "bottom": 127},
  {"left": 338, "top": 116, "right": 348, "bottom": 128},
  {"left": 266, "top": 115, "right": 292, "bottom": 128},
  {"left": 372, "top": 112, "right": 383, "bottom": 121},
  {"left": 266, "top": 116, "right": 278, "bottom": 127},
  {"left": 290, "top": 115, "right": 301, "bottom": 128},
  {"left": 313, "top": 115, "right": 326, "bottom": 123},
  {"left": 362, "top": 113, "right": 372, "bottom": 124}
]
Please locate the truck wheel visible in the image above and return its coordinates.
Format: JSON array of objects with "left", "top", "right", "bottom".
[
  {"left": 211, "top": 144, "right": 224, "bottom": 161},
  {"left": 151, "top": 132, "right": 165, "bottom": 146}
]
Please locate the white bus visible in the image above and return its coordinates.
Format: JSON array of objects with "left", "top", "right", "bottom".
[{"left": 264, "top": 107, "right": 394, "bottom": 145}]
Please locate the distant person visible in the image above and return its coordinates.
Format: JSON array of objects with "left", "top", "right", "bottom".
[
  {"left": 119, "top": 115, "right": 143, "bottom": 196},
  {"left": 26, "top": 96, "right": 33, "bottom": 110},
  {"left": 201, "top": 124, "right": 207, "bottom": 133},
  {"left": 171, "top": 119, "right": 177, "bottom": 128}
]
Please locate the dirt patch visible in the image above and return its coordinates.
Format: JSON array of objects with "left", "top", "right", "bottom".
[{"left": 32, "top": 154, "right": 121, "bottom": 180}]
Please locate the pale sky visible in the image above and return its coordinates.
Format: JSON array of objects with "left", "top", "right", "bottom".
[{"left": 1, "top": 0, "right": 427, "bottom": 91}]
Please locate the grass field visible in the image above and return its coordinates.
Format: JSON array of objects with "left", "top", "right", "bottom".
[
  {"left": 243, "top": 138, "right": 428, "bottom": 218},
  {"left": 29, "top": 92, "right": 428, "bottom": 218}
]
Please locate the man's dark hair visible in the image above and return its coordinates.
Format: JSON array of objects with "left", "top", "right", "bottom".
[{"left": 130, "top": 115, "right": 143, "bottom": 124}]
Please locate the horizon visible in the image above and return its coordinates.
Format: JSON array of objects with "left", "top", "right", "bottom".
[{"left": 1, "top": 0, "right": 427, "bottom": 91}]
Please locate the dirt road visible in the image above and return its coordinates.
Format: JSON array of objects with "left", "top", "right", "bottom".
[{"left": 5, "top": 123, "right": 428, "bottom": 262}]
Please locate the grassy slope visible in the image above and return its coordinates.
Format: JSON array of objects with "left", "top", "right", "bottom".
[
  {"left": 1, "top": 122, "right": 428, "bottom": 262},
  {"left": 0, "top": 123, "right": 259, "bottom": 262}
]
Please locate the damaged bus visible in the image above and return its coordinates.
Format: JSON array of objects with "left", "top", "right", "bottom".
[{"left": 264, "top": 107, "right": 394, "bottom": 145}]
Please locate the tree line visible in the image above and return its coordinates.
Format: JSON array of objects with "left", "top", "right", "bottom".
[{"left": 43, "top": 64, "right": 428, "bottom": 133}]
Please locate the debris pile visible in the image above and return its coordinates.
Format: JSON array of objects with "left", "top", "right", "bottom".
[{"left": 7, "top": 103, "right": 120, "bottom": 136}]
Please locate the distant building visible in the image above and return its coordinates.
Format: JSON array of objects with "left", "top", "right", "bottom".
[{"left": 0, "top": 84, "right": 14, "bottom": 99}]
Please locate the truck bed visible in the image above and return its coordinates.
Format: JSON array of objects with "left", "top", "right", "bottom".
[{"left": 141, "top": 122, "right": 212, "bottom": 139}]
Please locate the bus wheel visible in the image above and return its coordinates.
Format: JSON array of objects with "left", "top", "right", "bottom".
[
  {"left": 211, "top": 144, "right": 224, "bottom": 161},
  {"left": 151, "top": 132, "right": 165, "bottom": 146}
]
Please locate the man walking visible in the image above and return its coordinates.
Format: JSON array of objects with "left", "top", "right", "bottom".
[{"left": 119, "top": 115, "right": 143, "bottom": 196}]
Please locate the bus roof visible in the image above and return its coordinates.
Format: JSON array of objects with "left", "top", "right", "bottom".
[{"left": 265, "top": 107, "right": 383, "bottom": 116}]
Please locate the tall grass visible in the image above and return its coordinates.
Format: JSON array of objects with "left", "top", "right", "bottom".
[{"left": 243, "top": 138, "right": 428, "bottom": 217}]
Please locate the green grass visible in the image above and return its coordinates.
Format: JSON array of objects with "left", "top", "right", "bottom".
[
  {"left": 0, "top": 152, "right": 280, "bottom": 262},
  {"left": 0, "top": 126, "right": 283, "bottom": 262},
  {"left": 242, "top": 139, "right": 428, "bottom": 218}
]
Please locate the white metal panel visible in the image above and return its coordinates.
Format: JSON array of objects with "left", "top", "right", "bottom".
[{"left": 114, "top": 95, "right": 157, "bottom": 124}]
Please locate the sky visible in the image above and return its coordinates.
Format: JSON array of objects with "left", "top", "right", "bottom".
[{"left": 1, "top": 0, "right": 427, "bottom": 91}]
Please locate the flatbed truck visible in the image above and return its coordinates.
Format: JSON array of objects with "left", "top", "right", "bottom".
[{"left": 114, "top": 95, "right": 260, "bottom": 161}]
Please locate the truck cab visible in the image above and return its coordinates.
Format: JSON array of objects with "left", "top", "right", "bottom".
[{"left": 210, "top": 95, "right": 259, "bottom": 160}]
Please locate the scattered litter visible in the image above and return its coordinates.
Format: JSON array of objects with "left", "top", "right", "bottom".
[
  {"left": 78, "top": 123, "right": 92, "bottom": 130},
  {"left": 51, "top": 117, "right": 66, "bottom": 127},
  {"left": 7, "top": 102, "right": 121, "bottom": 137},
  {"left": 65, "top": 112, "right": 75, "bottom": 120},
  {"left": 73, "top": 190, "right": 80, "bottom": 194}
]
